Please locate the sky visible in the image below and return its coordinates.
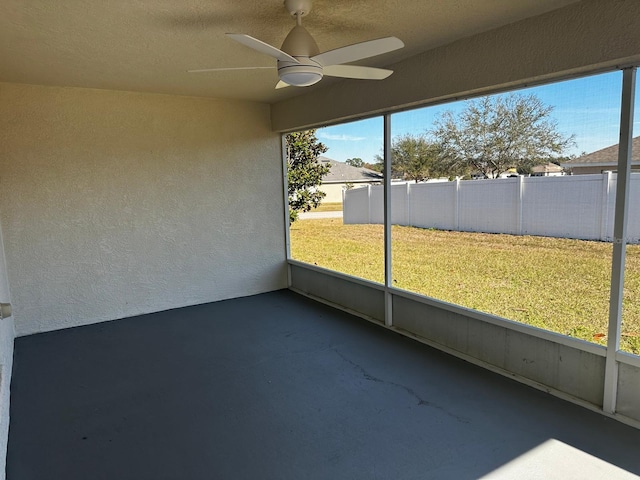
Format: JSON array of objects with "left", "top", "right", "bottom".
[{"left": 315, "top": 70, "right": 640, "bottom": 164}]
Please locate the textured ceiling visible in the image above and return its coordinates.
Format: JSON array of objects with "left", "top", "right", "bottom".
[{"left": 1, "top": 0, "right": 581, "bottom": 104}]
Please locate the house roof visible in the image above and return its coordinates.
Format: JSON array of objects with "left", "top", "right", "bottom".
[
  {"left": 531, "top": 162, "right": 563, "bottom": 173},
  {"left": 561, "top": 137, "right": 640, "bottom": 168},
  {"left": 319, "top": 157, "right": 383, "bottom": 184}
]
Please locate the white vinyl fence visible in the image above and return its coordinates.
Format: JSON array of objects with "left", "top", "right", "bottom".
[{"left": 343, "top": 172, "right": 640, "bottom": 243}]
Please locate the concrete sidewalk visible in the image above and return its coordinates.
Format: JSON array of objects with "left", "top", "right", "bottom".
[{"left": 298, "top": 210, "right": 343, "bottom": 219}]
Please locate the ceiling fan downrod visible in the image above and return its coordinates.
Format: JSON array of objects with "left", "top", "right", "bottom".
[{"left": 284, "top": 0, "right": 312, "bottom": 19}]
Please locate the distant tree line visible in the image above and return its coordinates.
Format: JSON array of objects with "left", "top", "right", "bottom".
[{"left": 374, "top": 93, "right": 575, "bottom": 182}]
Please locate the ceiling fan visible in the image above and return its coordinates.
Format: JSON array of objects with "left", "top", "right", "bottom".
[{"left": 189, "top": 0, "right": 404, "bottom": 89}]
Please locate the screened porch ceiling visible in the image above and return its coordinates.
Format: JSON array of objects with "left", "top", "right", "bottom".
[{"left": 0, "top": 0, "right": 580, "bottom": 104}]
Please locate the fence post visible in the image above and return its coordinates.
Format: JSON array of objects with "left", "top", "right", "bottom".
[
  {"left": 406, "top": 182, "right": 411, "bottom": 226},
  {"left": 454, "top": 178, "right": 460, "bottom": 231},
  {"left": 600, "top": 171, "right": 612, "bottom": 241},
  {"left": 367, "top": 184, "right": 372, "bottom": 224},
  {"left": 516, "top": 175, "right": 524, "bottom": 235}
]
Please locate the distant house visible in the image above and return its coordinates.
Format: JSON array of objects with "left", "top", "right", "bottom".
[
  {"left": 561, "top": 137, "right": 640, "bottom": 175},
  {"left": 470, "top": 168, "right": 519, "bottom": 180},
  {"left": 531, "top": 163, "right": 564, "bottom": 176},
  {"left": 318, "top": 156, "right": 383, "bottom": 203}
]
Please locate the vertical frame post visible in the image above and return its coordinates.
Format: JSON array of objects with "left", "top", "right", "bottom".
[
  {"left": 600, "top": 171, "right": 612, "bottom": 241},
  {"left": 384, "top": 114, "right": 393, "bottom": 327},
  {"left": 281, "top": 134, "right": 293, "bottom": 287},
  {"left": 603, "top": 67, "right": 636, "bottom": 413}
]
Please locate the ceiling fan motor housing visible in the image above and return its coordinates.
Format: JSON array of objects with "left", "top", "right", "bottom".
[
  {"left": 279, "top": 23, "right": 322, "bottom": 86},
  {"left": 281, "top": 25, "right": 320, "bottom": 57}
]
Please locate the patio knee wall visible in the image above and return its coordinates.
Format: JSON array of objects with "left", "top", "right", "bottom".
[
  {"left": 288, "top": 263, "right": 640, "bottom": 425},
  {"left": 0, "top": 83, "right": 287, "bottom": 336}
]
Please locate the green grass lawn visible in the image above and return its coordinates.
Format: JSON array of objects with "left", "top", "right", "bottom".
[{"left": 290, "top": 218, "right": 640, "bottom": 354}]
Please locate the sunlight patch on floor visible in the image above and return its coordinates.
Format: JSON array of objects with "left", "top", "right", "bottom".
[{"left": 482, "top": 438, "right": 639, "bottom": 480}]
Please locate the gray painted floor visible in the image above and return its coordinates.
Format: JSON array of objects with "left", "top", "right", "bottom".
[{"left": 7, "top": 290, "right": 640, "bottom": 479}]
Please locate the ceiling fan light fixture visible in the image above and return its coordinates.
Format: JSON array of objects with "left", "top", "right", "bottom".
[{"left": 277, "top": 60, "right": 323, "bottom": 87}]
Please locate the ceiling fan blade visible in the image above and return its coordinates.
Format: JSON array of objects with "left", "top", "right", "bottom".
[
  {"left": 188, "top": 67, "right": 275, "bottom": 73},
  {"left": 323, "top": 65, "right": 393, "bottom": 80},
  {"left": 226, "top": 33, "right": 299, "bottom": 63},
  {"left": 275, "top": 81, "right": 291, "bottom": 89},
  {"left": 312, "top": 36, "right": 404, "bottom": 67}
]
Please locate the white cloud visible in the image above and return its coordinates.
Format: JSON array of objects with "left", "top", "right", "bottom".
[{"left": 317, "top": 132, "right": 366, "bottom": 141}]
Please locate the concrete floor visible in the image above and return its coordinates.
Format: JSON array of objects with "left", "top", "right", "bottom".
[{"left": 7, "top": 290, "right": 640, "bottom": 479}]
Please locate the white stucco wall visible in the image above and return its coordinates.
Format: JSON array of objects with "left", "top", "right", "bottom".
[
  {"left": 0, "top": 83, "right": 287, "bottom": 336},
  {"left": 320, "top": 183, "right": 347, "bottom": 204},
  {"left": 0, "top": 222, "right": 14, "bottom": 480},
  {"left": 320, "top": 183, "right": 375, "bottom": 204}
]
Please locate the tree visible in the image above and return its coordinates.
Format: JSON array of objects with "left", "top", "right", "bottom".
[
  {"left": 345, "top": 157, "right": 364, "bottom": 167},
  {"left": 372, "top": 154, "right": 391, "bottom": 177},
  {"left": 363, "top": 161, "right": 383, "bottom": 173},
  {"left": 391, "top": 134, "right": 446, "bottom": 182},
  {"left": 286, "top": 130, "right": 329, "bottom": 223},
  {"left": 433, "top": 94, "right": 575, "bottom": 179},
  {"left": 372, "top": 134, "right": 445, "bottom": 182}
]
